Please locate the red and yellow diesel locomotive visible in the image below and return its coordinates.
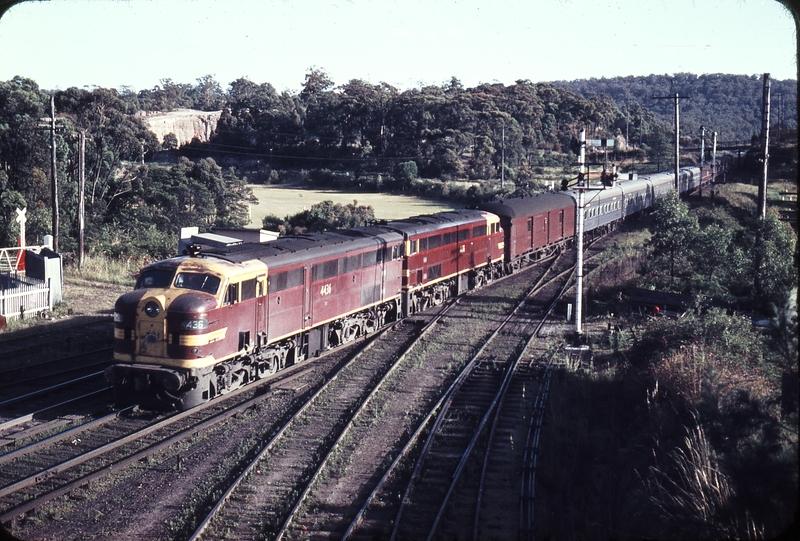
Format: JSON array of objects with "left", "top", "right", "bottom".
[{"left": 107, "top": 210, "right": 508, "bottom": 410}]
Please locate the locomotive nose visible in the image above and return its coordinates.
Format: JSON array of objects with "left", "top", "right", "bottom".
[{"left": 137, "top": 295, "right": 167, "bottom": 357}]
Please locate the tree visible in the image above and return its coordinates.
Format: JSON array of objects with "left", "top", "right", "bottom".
[
  {"left": 769, "top": 288, "right": 798, "bottom": 368},
  {"left": 288, "top": 200, "right": 375, "bottom": 232},
  {"left": 753, "top": 212, "right": 798, "bottom": 309},
  {"left": 647, "top": 190, "right": 698, "bottom": 287},
  {"left": 162, "top": 133, "right": 179, "bottom": 151},
  {"left": 394, "top": 161, "right": 418, "bottom": 188}
]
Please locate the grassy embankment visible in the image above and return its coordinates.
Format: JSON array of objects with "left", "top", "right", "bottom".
[{"left": 535, "top": 177, "right": 798, "bottom": 540}]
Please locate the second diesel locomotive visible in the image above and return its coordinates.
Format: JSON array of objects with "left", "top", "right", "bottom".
[{"left": 107, "top": 158, "right": 733, "bottom": 410}]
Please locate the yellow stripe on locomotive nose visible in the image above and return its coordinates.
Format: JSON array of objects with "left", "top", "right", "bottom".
[{"left": 176, "top": 327, "right": 228, "bottom": 346}]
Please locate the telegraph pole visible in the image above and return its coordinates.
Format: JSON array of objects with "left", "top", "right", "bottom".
[
  {"left": 712, "top": 131, "right": 718, "bottom": 198},
  {"left": 50, "top": 95, "right": 59, "bottom": 252},
  {"left": 758, "top": 73, "right": 771, "bottom": 219},
  {"left": 78, "top": 130, "right": 86, "bottom": 267},
  {"left": 500, "top": 124, "right": 505, "bottom": 189},
  {"left": 700, "top": 126, "right": 706, "bottom": 197},
  {"left": 652, "top": 93, "right": 690, "bottom": 190}
]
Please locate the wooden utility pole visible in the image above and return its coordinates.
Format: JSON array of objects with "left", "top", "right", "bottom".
[
  {"left": 700, "top": 125, "right": 706, "bottom": 197},
  {"left": 78, "top": 130, "right": 86, "bottom": 267},
  {"left": 758, "top": 73, "right": 771, "bottom": 219},
  {"left": 50, "top": 95, "right": 59, "bottom": 252},
  {"left": 500, "top": 124, "right": 505, "bottom": 189},
  {"left": 652, "top": 93, "right": 690, "bottom": 190}
]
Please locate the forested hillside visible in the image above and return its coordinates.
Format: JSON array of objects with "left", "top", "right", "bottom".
[
  {"left": 0, "top": 71, "right": 795, "bottom": 259},
  {"left": 553, "top": 73, "right": 797, "bottom": 143}
]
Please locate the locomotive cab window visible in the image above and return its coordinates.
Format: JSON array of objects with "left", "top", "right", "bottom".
[
  {"left": 174, "top": 272, "right": 221, "bottom": 294},
  {"left": 225, "top": 282, "right": 239, "bottom": 305},
  {"left": 136, "top": 268, "right": 175, "bottom": 290},
  {"left": 392, "top": 244, "right": 403, "bottom": 260}
]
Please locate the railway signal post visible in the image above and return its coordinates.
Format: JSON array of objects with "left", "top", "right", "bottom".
[{"left": 573, "top": 129, "right": 615, "bottom": 337}]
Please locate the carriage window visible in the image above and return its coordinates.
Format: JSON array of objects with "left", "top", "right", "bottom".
[
  {"left": 443, "top": 232, "right": 455, "bottom": 245},
  {"left": 458, "top": 229, "right": 470, "bottom": 241},
  {"left": 428, "top": 235, "right": 442, "bottom": 249},
  {"left": 419, "top": 238, "right": 428, "bottom": 252},
  {"left": 472, "top": 225, "right": 487, "bottom": 237}
]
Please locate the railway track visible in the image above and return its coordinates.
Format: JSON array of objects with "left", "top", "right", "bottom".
[
  {"left": 0, "top": 339, "right": 367, "bottom": 530},
  {"left": 0, "top": 318, "right": 113, "bottom": 371},
  {"left": 337, "top": 250, "right": 573, "bottom": 541},
  {"left": 0, "top": 349, "right": 117, "bottom": 448},
  {"left": 187, "top": 304, "right": 449, "bottom": 540}
]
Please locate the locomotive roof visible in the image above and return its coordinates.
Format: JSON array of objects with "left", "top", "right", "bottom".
[
  {"left": 197, "top": 225, "right": 403, "bottom": 268},
  {"left": 384, "top": 208, "right": 489, "bottom": 236},
  {"left": 477, "top": 193, "right": 574, "bottom": 219}
]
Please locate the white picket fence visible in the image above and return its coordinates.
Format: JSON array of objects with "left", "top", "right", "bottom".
[{"left": 0, "top": 274, "right": 52, "bottom": 321}]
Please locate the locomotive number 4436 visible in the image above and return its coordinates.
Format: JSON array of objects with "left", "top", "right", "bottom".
[{"left": 320, "top": 283, "right": 333, "bottom": 296}]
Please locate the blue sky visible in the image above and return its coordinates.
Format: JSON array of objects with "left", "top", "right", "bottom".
[{"left": 0, "top": 0, "right": 796, "bottom": 92}]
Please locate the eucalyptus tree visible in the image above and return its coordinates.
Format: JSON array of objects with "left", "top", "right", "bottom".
[
  {"left": 55, "top": 86, "right": 158, "bottom": 211},
  {"left": 0, "top": 76, "right": 50, "bottom": 195},
  {"left": 647, "top": 189, "right": 699, "bottom": 287}
]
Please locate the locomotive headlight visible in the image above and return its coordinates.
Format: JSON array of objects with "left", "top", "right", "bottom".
[
  {"left": 180, "top": 318, "right": 209, "bottom": 331},
  {"left": 144, "top": 301, "right": 161, "bottom": 318},
  {"left": 113, "top": 312, "right": 124, "bottom": 323}
]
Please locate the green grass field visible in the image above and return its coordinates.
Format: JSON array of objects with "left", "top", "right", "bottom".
[{"left": 247, "top": 184, "right": 460, "bottom": 226}]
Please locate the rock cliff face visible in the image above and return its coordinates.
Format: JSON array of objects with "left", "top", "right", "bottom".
[{"left": 139, "top": 109, "right": 222, "bottom": 147}]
